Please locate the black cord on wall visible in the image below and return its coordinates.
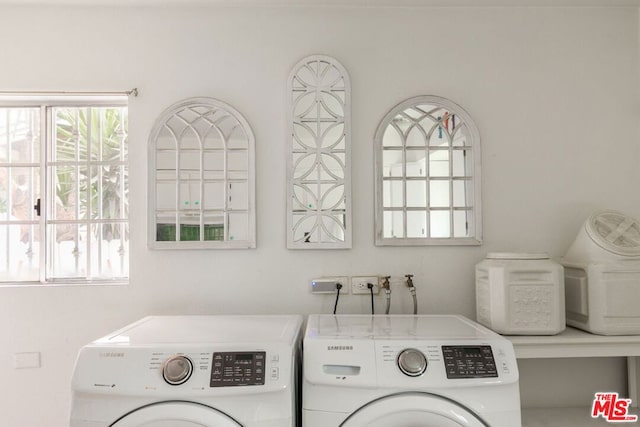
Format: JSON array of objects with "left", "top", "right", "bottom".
[
  {"left": 333, "top": 283, "right": 343, "bottom": 315},
  {"left": 367, "top": 283, "right": 375, "bottom": 315}
]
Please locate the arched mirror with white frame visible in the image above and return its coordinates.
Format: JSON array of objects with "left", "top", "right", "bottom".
[
  {"left": 287, "top": 55, "right": 351, "bottom": 249},
  {"left": 148, "top": 97, "right": 255, "bottom": 249},
  {"left": 374, "top": 95, "right": 482, "bottom": 246}
]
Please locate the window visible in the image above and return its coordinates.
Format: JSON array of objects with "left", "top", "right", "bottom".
[
  {"left": 0, "top": 96, "right": 128, "bottom": 284},
  {"left": 148, "top": 97, "right": 255, "bottom": 249},
  {"left": 374, "top": 95, "right": 482, "bottom": 246}
]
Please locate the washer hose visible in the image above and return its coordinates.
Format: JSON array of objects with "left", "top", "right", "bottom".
[
  {"left": 384, "top": 289, "right": 391, "bottom": 315},
  {"left": 410, "top": 287, "right": 417, "bottom": 315},
  {"left": 405, "top": 274, "right": 417, "bottom": 315}
]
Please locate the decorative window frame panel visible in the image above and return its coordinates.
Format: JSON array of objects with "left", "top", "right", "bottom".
[
  {"left": 148, "top": 97, "right": 256, "bottom": 249},
  {"left": 287, "top": 55, "right": 352, "bottom": 249},
  {"left": 374, "top": 95, "right": 482, "bottom": 246}
]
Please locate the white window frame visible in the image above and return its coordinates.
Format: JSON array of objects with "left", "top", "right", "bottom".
[
  {"left": 374, "top": 95, "right": 482, "bottom": 246},
  {"left": 147, "top": 97, "right": 256, "bottom": 250},
  {"left": 0, "top": 95, "right": 129, "bottom": 285}
]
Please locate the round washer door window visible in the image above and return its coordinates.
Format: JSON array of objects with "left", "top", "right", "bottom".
[
  {"left": 340, "top": 393, "right": 487, "bottom": 427},
  {"left": 110, "top": 402, "right": 243, "bottom": 427}
]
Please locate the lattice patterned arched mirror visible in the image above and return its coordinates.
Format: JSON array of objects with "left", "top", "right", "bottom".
[
  {"left": 287, "top": 55, "right": 351, "bottom": 249},
  {"left": 374, "top": 95, "right": 482, "bottom": 246},
  {"left": 148, "top": 97, "right": 255, "bottom": 249}
]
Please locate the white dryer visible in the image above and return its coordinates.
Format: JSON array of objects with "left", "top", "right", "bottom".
[
  {"left": 70, "top": 315, "right": 303, "bottom": 427},
  {"left": 303, "top": 314, "right": 521, "bottom": 427}
]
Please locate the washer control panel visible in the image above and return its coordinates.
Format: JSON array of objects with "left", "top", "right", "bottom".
[
  {"left": 442, "top": 345, "right": 498, "bottom": 379},
  {"left": 210, "top": 351, "right": 266, "bottom": 387}
]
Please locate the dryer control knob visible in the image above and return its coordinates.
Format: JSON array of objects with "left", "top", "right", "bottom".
[
  {"left": 162, "top": 355, "right": 193, "bottom": 385},
  {"left": 397, "top": 348, "right": 427, "bottom": 377}
]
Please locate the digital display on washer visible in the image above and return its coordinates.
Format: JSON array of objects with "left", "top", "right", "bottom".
[
  {"left": 210, "top": 352, "right": 266, "bottom": 387},
  {"left": 442, "top": 345, "right": 498, "bottom": 379}
]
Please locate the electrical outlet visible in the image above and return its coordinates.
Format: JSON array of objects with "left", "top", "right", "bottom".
[{"left": 351, "top": 276, "right": 379, "bottom": 295}]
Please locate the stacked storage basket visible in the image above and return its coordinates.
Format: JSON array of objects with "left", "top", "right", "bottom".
[{"left": 562, "top": 211, "right": 640, "bottom": 335}]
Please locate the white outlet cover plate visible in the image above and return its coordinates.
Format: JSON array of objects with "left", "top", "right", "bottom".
[{"left": 351, "top": 276, "right": 380, "bottom": 295}]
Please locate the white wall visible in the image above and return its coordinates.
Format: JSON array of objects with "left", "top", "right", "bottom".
[{"left": 0, "top": 4, "right": 638, "bottom": 426}]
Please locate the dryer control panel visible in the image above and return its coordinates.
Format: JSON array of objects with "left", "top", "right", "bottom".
[
  {"left": 210, "top": 351, "right": 266, "bottom": 387},
  {"left": 442, "top": 345, "right": 498, "bottom": 379}
]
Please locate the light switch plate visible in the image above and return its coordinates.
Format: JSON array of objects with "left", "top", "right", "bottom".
[{"left": 14, "top": 352, "right": 41, "bottom": 369}]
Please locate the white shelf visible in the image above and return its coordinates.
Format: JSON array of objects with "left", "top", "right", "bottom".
[
  {"left": 522, "top": 407, "right": 638, "bottom": 427},
  {"left": 506, "top": 327, "right": 640, "bottom": 359},
  {"left": 505, "top": 327, "right": 640, "bottom": 426}
]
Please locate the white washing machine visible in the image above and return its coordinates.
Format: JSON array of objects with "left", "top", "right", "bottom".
[
  {"left": 70, "top": 315, "right": 303, "bottom": 427},
  {"left": 303, "top": 314, "right": 521, "bottom": 427}
]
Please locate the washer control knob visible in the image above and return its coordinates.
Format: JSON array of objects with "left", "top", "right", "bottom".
[
  {"left": 397, "top": 348, "right": 427, "bottom": 377},
  {"left": 162, "top": 355, "right": 193, "bottom": 385}
]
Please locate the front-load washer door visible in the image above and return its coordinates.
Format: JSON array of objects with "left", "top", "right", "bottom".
[
  {"left": 110, "top": 402, "right": 243, "bottom": 427},
  {"left": 340, "top": 392, "right": 488, "bottom": 427}
]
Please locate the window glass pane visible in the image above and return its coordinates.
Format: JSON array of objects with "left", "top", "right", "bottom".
[
  {"left": 429, "top": 122, "right": 449, "bottom": 147},
  {"left": 228, "top": 150, "right": 248, "bottom": 172},
  {"left": 430, "top": 211, "right": 451, "bottom": 238},
  {"left": 49, "top": 224, "right": 87, "bottom": 279},
  {"left": 0, "top": 108, "right": 40, "bottom": 163},
  {"left": 429, "top": 181, "right": 449, "bottom": 208},
  {"left": 99, "top": 165, "right": 127, "bottom": 220},
  {"left": 383, "top": 150, "right": 402, "bottom": 177},
  {"left": 452, "top": 149, "right": 471, "bottom": 177},
  {"left": 179, "top": 214, "right": 200, "bottom": 241},
  {"left": 6, "top": 167, "right": 39, "bottom": 222},
  {"left": 53, "top": 166, "right": 89, "bottom": 220},
  {"left": 204, "top": 213, "right": 224, "bottom": 241},
  {"left": 180, "top": 151, "right": 200, "bottom": 172},
  {"left": 0, "top": 224, "right": 40, "bottom": 282},
  {"left": 204, "top": 182, "right": 224, "bottom": 210},
  {"left": 179, "top": 182, "right": 201, "bottom": 210},
  {"left": 452, "top": 122, "right": 469, "bottom": 147},
  {"left": 156, "top": 221, "right": 177, "bottom": 242},
  {"left": 157, "top": 150, "right": 176, "bottom": 171},
  {"left": 319, "top": 183, "right": 343, "bottom": 211},
  {"left": 407, "top": 211, "right": 427, "bottom": 238},
  {"left": 0, "top": 168, "right": 7, "bottom": 221},
  {"left": 322, "top": 214, "right": 345, "bottom": 241},
  {"left": 156, "top": 126, "right": 177, "bottom": 150},
  {"left": 382, "top": 125, "right": 402, "bottom": 147},
  {"left": 406, "top": 126, "right": 425, "bottom": 147},
  {"left": 405, "top": 151, "right": 426, "bottom": 177},
  {"left": 100, "top": 108, "right": 127, "bottom": 162},
  {"left": 383, "top": 210, "right": 404, "bottom": 238},
  {"left": 406, "top": 181, "right": 426, "bottom": 208},
  {"left": 454, "top": 211, "right": 471, "bottom": 238},
  {"left": 227, "top": 126, "right": 247, "bottom": 150},
  {"left": 203, "top": 151, "right": 224, "bottom": 171},
  {"left": 453, "top": 180, "right": 472, "bottom": 208},
  {"left": 292, "top": 214, "right": 315, "bottom": 243},
  {"left": 429, "top": 150, "right": 449, "bottom": 177},
  {"left": 54, "top": 108, "right": 85, "bottom": 161},
  {"left": 157, "top": 181, "right": 176, "bottom": 210},
  {"left": 91, "top": 223, "right": 128, "bottom": 279},
  {"left": 229, "top": 212, "right": 248, "bottom": 241},
  {"left": 383, "top": 180, "right": 403, "bottom": 208}
]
